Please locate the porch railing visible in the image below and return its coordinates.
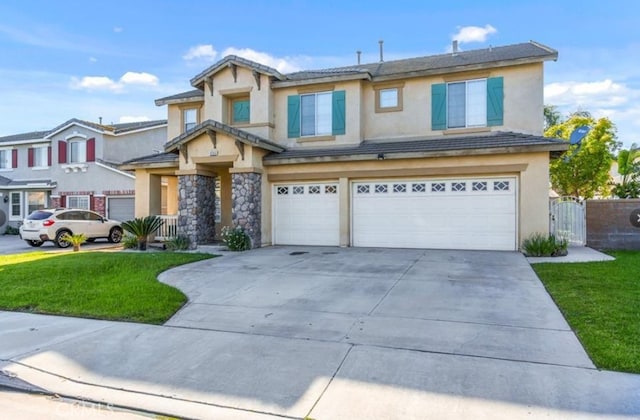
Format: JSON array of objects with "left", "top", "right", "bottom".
[{"left": 155, "top": 215, "right": 178, "bottom": 241}]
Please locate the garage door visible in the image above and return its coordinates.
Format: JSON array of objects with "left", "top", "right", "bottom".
[
  {"left": 352, "top": 177, "right": 517, "bottom": 250},
  {"left": 273, "top": 183, "right": 339, "bottom": 246},
  {"left": 107, "top": 197, "right": 134, "bottom": 222}
]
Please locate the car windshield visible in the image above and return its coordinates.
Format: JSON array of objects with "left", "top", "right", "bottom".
[{"left": 26, "top": 210, "right": 53, "bottom": 220}]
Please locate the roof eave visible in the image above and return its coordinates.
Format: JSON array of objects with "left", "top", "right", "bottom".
[
  {"left": 264, "top": 143, "right": 568, "bottom": 165},
  {"left": 155, "top": 96, "right": 204, "bottom": 106},
  {"left": 119, "top": 160, "right": 178, "bottom": 171},
  {"left": 272, "top": 73, "right": 372, "bottom": 89}
]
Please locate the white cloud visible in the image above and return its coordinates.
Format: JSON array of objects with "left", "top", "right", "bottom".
[
  {"left": 120, "top": 71, "right": 159, "bottom": 86},
  {"left": 183, "top": 44, "right": 218, "bottom": 61},
  {"left": 452, "top": 25, "right": 497, "bottom": 44},
  {"left": 89, "top": 57, "right": 98, "bottom": 63},
  {"left": 545, "top": 79, "right": 630, "bottom": 108},
  {"left": 221, "top": 47, "right": 301, "bottom": 73},
  {"left": 70, "top": 71, "right": 160, "bottom": 92},
  {"left": 119, "top": 116, "right": 150, "bottom": 123},
  {"left": 113, "top": 27, "right": 123, "bottom": 33}
]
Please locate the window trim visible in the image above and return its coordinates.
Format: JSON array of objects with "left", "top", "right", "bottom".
[
  {"left": 178, "top": 103, "right": 202, "bottom": 133},
  {"left": 373, "top": 82, "right": 404, "bottom": 113},
  {"left": 0, "top": 148, "right": 13, "bottom": 171},
  {"left": 32, "top": 144, "right": 49, "bottom": 169},
  {"left": 9, "top": 191, "right": 22, "bottom": 221},
  {"left": 68, "top": 139, "right": 87, "bottom": 163},
  {"left": 300, "top": 91, "right": 333, "bottom": 137}
]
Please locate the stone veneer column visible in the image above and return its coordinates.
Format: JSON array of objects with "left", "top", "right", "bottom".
[
  {"left": 232, "top": 172, "right": 261, "bottom": 248},
  {"left": 178, "top": 174, "right": 216, "bottom": 249}
]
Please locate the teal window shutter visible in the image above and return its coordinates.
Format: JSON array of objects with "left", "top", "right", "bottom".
[
  {"left": 233, "top": 100, "right": 250, "bottom": 123},
  {"left": 487, "top": 77, "right": 504, "bottom": 126},
  {"left": 431, "top": 83, "right": 447, "bottom": 130},
  {"left": 287, "top": 95, "right": 300, "bottom": 138},
  {"left": 332, "top": 90, "right": 346, "bottom": 135}
]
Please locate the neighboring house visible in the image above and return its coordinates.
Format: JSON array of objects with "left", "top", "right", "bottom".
[
  {"left": 0, "top": 119, "right": 167, "bottom": 233},
  {"left": 122, "top": 41, "right": 567, "bottom": 251}
]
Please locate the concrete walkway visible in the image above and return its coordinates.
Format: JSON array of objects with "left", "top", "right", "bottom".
[
  {"left": 1, "top": 247, "right": 639, "bottom": 419},
  {"left": 527, "top": 245, "right": 616, "bottom": 263}
]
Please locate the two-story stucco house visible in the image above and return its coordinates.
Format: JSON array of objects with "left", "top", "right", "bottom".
[
  {"left": 123, "top": 41, "right": 567, "bottom": 251},
  {"left": 0, "top": 119, "right": 167, "bottom": 233}
]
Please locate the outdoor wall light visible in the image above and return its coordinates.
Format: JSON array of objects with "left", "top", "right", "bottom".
[{"left": 377, "top": 153, "right": 385, "bottom": 160}]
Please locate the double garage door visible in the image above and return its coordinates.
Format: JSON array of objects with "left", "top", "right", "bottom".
[{"left": 273, "top": 177, "right": 517, "bottom": 251}]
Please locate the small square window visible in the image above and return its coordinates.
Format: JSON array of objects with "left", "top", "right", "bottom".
[
  {"left": 431, "top": 182, "right": 446, "bottom": 193},
  {"left": 231, "top": 98, "right": 250, "bottom": 124},
  {"left": 375, "top": 184, "right": 388, "bottom": 194},
  {"left": 277, "top": 186, "right": 289, "bottom": 195},
  {"left": 393, "top": 184, "right": 406, "bottom": 193},
  {"left": 357, "top": 185, "right": 370, "bottom": 194},
  {"left": 412, "top": 183, "right": 426, "bottom": 193},
  {"left": 472, "top": 181, "right": 488, "bottom": 192},
  {"left": 494, "top": 181, "right": 510, "bottom": 191},
  {"left": 309, "top": 185, "right": 321, "bottom": 194},
  {"left": 325, "top": 185, "right": 337, "bottom": 194},
  {"left": 375, "top": 85, "right": 403, "bottom": 113},
  {"left": 292, "top": 186, "right": 304, "bottom": 195},
  {"left": 452, "top": 182, "right": 466, "bottom": 192}
]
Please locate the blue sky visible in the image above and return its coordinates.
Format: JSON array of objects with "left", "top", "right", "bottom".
[{"left": 0, "top": 0, "right": 638, "bottom": 146}]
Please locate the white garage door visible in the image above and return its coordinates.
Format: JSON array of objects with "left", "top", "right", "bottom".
[
  {"left": 107, "top": 197, "right": 134, "bottom": 222},
  {"left": 273, "top": 183, "right": 339, "bottom": 246},
  {"left": 352, "top": 177, "right": 517, "bottom": 251}
]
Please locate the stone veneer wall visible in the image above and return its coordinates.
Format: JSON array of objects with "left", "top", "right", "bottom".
[
  {"left": 232, "top": 172, "right": 261, "bottom": 248},
  {"left": 586, "top": 199, "right": 640, "bottom": 250},
  {"left": 178, "top": 174, "right": 216, "bottom": 248}
]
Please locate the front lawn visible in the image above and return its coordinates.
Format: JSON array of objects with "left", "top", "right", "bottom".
[
  {"left": 533, "top": 251, "right": 640, "bottom": 373},
  {"left": 0, "top": 251, "right": 214, "bottom": 324}
]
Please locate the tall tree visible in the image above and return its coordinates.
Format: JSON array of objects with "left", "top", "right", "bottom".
[
  {"left": 545, "top": 114, "right": 619, "bottom": 198},
  {"left": 544, "top": 105, "right": 562, "bottom": 130}
]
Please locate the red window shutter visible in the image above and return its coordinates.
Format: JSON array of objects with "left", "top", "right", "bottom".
[
  {"left": 87, "top": 138, "right": 96, "bottom": 162},
  {"left": 90, "top": 195, "right": 95, "bottom": 210},
  {"left": 48, "top": 146, "right": 52, "bottom": 166},
  {"left": 58, "top": 141, "right": 67, "bottom": 164},
  {"left": 11, "top": 149, "right": 18, "bottom": 168},
  {"left": 28, "top": 147, "right": 34, "bottom": 167}
]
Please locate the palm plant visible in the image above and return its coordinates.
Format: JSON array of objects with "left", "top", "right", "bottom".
[
  {"left": 62, "top": 232, "right": 87, "bottom": 252},
  {"left": 121, "top": 216, "right": 164, "bottom": 251},
  {"left": 614, "top": 144, "right": 640, "bottom": 198}
]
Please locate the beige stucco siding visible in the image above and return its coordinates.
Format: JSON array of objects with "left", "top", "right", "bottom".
[{"left": 263, "top": 151, "right": 551, "bottom": 248}]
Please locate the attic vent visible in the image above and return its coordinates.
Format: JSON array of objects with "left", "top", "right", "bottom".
[{"left": 452, "top": 40, "right": 459, "bottom": 55}]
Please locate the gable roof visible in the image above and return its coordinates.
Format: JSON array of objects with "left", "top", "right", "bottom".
[
  {"left": 278, "top": 41, "right": 557, "bottom": 86},
  {"left": 191, "top": 55, "right": 286, "bottom": 89},
  {"left": 264, "top": 132, "right": 568, "bottom": 164},
  {"left": 0, "top": 130, "right": 50, "bottom": 144},
  {"left": 155, "top": 89, "right": 204, "bottom": 106},
  {"left": 164, "top": 119, "right": 285, "bottom": 153},
  {"left": 45, "top": 118, "right": 166, "bottom": 138}
]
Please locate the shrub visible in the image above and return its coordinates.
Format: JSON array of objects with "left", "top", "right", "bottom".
[
  {"left": 122, "top": 233, "right": 138, "bottom": 249},
  {"left": 61, "top": 232, "right": 87, "bottom": 252},
  {"left": 221, "top": 226, "right": 251, "bottom": 251},
  {"left": 4, "top": 226, "right": 20, "bottom": 235},
  {"left": 121, "top": 216, "right": 164, "bottom": 251},
  {"left": 165, "top": 235, "right": 191, "bottom": 251},
  {"left": 522, "top": 233, "right": 568, "bottom": 257}
]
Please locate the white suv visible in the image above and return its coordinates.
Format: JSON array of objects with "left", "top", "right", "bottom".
[{"left": 19, "top": 208, "right": 123, "bottom": 248}]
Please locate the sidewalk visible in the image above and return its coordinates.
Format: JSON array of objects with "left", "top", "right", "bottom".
[{"left": 527, "top": 246, "right": 615, "bottom": 264}]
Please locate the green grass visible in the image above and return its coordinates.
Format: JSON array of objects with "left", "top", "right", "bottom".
[
  {"left": 533, "top": 251, "right": 640, "bottom": 373},
  {"left": 0, "top": 251, "right": 214, "bottom": 324}
]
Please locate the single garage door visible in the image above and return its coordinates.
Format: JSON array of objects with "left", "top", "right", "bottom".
[
  {"left": 107, "top": 197, "right": 134, "bottom": 222},
  {"left": 273, "top": 183, "right": 339, "bottom": 246},
  {"left": 352, "top": 177, "right": 517, "bottom": 251}
]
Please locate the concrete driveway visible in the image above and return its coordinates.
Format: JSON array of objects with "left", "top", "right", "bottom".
[{"left": 1, "top": 246, "right": 639, "bottom": 419}]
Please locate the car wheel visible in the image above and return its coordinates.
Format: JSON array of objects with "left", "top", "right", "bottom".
[
  {"left": 108, "top": 227, "right": 123, "bottom": 243},
  {"left": 25, "top": 240, "right": 43, "bottom": 247},
  {"left": 55, "top": 230, "right": 72, "bottom": 248}
]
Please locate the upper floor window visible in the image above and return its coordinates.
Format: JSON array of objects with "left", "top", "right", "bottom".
[
  {"left": 431, "top": 77, "right": 503, "bottom": 131},
  {"left": 69, "top": 140, "right": 86, "bottom": 163},
  {"left": 231, "top": 97, "right": 250, "bottom": 124},
  {"left": 374, "top": 83, "right": 404, "bottom": 113},
  {"left": 0, "top": 148, "right": 17, "bottom": 170},
  {"left": 287, "top": 90, "right": 346, "bottom": 138},
  {"left": 183, "top": 108, "right": 197, "bottom": 132},
  {"left": 29, "top": 145, "right": 50, "bottom": 168}
]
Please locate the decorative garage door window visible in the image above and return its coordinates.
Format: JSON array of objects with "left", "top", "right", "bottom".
[
  {"left": 277, "top": 184, "right": 338, "bottom": 195},
  {"left": 355, "top": 179, "right": 513, "bottom": 195}
]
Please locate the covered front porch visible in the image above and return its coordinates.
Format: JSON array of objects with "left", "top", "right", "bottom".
[{"left": 121, "top": 120, "right": 283, "bottom": 249}]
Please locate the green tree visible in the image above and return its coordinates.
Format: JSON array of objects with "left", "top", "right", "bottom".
[
  {"left": 545, "top": 114, "right": 619, "bottom": 198},
  {"left": 544, "top": 105, "right": 562, "bottom": 130},
  {"left": 612, "top": 144, "right": 640, "bottom": 198}
]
